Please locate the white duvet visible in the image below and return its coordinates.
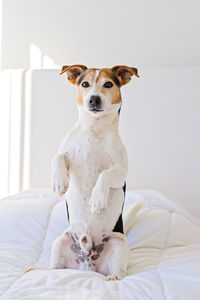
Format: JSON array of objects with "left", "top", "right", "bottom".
[{"left": 0, "top": 189, "right": 200, "bottom": 300}]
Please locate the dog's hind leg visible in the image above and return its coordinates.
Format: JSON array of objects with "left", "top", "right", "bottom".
[
  {"left": 26, "top": 231, "right": 81, "bottom": 273},
  {"left": 107, "top": 233, "right": 129, "bottom": 280},
  {"left": 97, "top": 232, "right": 129, "bottom": 280},
  {"left": 50, "top": 231, "right": 80, "bottom": 269}
]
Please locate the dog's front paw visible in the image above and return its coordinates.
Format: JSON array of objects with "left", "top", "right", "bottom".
[
  {"left": 89, "top": 184, "right": 109, "bottom": 215},
  {"left": 52, "top": 154, "right": 69, "bottom": 196},
  {"left": 52, "top": 171, "right": 69, "bottom": 196}
]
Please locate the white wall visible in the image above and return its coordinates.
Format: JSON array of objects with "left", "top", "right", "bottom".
[
  {"left": 120, "top": 67, "right": 200, "bottom": 219},
  {"left": 1, "top": 0, "right": 200, "bottom": 69}
]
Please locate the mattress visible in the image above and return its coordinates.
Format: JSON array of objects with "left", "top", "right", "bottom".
[{"left": 0, "top": 189, "right": 200, "bottom": 299}]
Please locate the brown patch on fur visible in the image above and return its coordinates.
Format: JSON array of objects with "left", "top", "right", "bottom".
[
  {"left": 60, "top": 65, "right": 87, "bottom": 85},
  {"left": 96, "top": 69, "right": 122, "bottom": 104},
  {"left": 76, "top": 69, "right": 97, "bottom": 105},
  {"left": 77, "top": 91, "right": 84, "bottom": 105},
  {"left": 81, "top": 69, "right": 97, "bottom": 84},
  {"left": 112, "top": 98, "right": 122, "bottom": 104},
  {"left": 112, "top": 65, "right": 139, "bottom": 86}
]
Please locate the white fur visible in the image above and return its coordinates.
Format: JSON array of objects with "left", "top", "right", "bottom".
[{"left": 51, "top": 75, "right": 132, "bottom": 280}]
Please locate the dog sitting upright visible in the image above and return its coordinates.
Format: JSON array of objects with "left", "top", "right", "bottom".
[{"left": 51, "top": 65, "right": 139, "bottom": 280}]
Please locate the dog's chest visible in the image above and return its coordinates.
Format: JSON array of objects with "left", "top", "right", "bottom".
[{"left": 68, "top": 132, "right": 113, "bottom": 172}]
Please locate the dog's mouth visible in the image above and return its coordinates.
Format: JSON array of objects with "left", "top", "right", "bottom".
[{"left": 89, "top": 108, "right": 104, "bottom": 113}]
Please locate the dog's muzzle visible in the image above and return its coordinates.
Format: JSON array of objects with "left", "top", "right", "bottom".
[{"left": 88, "top": 95, "right": 103, "bottom": 112}]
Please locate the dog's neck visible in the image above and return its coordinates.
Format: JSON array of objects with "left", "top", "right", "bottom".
[{"left": 77, "top": 107, "right": 119, "bottom": 136}]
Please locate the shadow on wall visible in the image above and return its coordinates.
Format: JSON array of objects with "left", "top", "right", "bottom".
[{"left": 30, "top": 45, "right": 60, "bottom": 69}]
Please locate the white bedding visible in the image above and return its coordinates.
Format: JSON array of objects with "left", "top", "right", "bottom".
[{"left": 0, "top": 189, "right": 200, "bottom": 300}]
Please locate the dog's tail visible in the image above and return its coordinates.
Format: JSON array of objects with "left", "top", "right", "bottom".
[{"left": 123, "top": 200, "right": 144, "bottom": 235}]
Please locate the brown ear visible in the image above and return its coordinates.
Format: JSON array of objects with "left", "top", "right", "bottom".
[
  {"left": 60, "top": 65, "right": 87, "bottom": 85},
  {"left": 112, "top": 65, "right": 139, "bottom": 86}
]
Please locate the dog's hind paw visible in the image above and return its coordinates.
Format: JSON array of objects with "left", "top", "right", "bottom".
[
  {"left": 106, "top": 272, "right": 125, "bottom": 281},
  {"left": 25, "top": 267, "right": 36, "bottom": 273}
]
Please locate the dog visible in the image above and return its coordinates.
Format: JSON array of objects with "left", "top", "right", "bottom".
[{"left": 50, "top": 65, "right": 139, "bottom": 281}]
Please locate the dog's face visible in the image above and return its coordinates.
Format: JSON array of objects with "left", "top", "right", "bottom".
[{"left": 60, "top": 65, "right": 139, "bottom": 117}]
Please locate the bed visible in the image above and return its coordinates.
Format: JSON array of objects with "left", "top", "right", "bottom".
[{"left": 0, "top": 189, "right": 200, "bottom": 299}]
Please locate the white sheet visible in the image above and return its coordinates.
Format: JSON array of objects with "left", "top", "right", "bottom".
[{"left": 0, "top": 189, "right": 200, "bottom": 299}]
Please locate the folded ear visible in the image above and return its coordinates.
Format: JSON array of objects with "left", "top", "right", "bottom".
[
  {"left": 112, "top": 65, "right": 139, "bottom": 86},
  {"left": 60, "top": 65, "right": 87, "bottom": 85}
]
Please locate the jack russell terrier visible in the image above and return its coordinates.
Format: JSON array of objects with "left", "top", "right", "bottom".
[{"left": 50, "top": 65, "right": 140, "bottom": 281}]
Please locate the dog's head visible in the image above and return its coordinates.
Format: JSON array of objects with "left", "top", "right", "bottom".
[{"left": 60, "top": 65, "right": 139, "bottom": 117}]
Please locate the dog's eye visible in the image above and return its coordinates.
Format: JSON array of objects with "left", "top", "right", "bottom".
[
  {"left": 103, "top": 81, "right": 113, "bottom": 88},
  {"left": 82, "top": 81, "right": 90, "bottom": 88}
]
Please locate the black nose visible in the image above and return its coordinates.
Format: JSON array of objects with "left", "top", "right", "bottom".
[{"left": 89, "top": 95, "right": 101, "bottom": 108}]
